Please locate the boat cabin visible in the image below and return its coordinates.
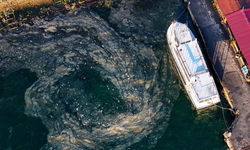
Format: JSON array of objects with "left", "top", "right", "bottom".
[{"left": 174, "top": 23, "right": 208, "bottom": 76}]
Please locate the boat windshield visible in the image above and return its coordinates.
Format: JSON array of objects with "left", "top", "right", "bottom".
[{"left": 175, "top": 24, "right": 193, "bottom": 44}]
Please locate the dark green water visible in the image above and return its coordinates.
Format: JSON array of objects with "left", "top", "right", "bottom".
[
  {"left": 0, "top": 1, "right": 234, "bottom": 150},
  {"left": 152, "top": 91, "right": 231, "bottom": 150},
  {"left": 0, "top": 57, "right": 232, "bottom": 150},
  {"left": 0, "top": 69, "right": 48, "bottom": 150}
]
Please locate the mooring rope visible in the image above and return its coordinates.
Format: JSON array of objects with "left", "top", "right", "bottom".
[
  {"left": 176, "top": 1, "right": 190, "bottom": 20},
  {"left": 227, "top": 114, "right": 239, "bottom": 131},
  {"left": 176, "top": 6, "right": 187, "bottom": 20},
  {"left": 216, "top": 101, "right": 240, "bottom": 133},
  {"left": 220, "top": 102, "right": 229, "bottom": 130},
  {"left": 216, "top": 104, "right": 232, "bottom": 111},
  {"left": 216, "top": 102, "right": 233, "bottom": 131}
]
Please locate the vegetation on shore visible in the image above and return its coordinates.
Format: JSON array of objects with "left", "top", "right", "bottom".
[{"left": 0, "top": 0, "right": 120, "bottom": 33}]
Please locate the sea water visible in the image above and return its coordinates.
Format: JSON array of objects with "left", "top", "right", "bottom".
[{"left": 0, "top": 0, "right": 233, "bottom": 149}]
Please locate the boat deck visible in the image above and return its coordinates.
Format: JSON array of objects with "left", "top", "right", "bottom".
[{"left": 191, "top": 72, "right": 217, "bottom": 100}]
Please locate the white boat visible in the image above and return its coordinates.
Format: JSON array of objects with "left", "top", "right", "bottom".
[{"left": 166, "top": 21, "right": 220, "bottom": 109}]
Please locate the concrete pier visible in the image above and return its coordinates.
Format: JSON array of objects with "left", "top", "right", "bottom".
[{"left": 185, "top": 0, "right": 250, "bottom": 149}]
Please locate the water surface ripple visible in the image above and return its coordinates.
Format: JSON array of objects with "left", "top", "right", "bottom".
[{"left": 0, "top": 1, "right": 180, "bottom": 149}]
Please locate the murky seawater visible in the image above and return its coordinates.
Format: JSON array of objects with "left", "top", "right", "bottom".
[{"left": 0, "top": 0, "right": 233, "bottom": 149}]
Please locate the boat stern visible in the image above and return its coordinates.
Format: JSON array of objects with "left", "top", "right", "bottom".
[{"left": 195, "top": 94, "right": 221, "bottom": 110}]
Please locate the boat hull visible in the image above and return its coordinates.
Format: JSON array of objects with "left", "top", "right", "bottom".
[{"left": 166, "top": 21, "right": 220, "bottom": 110}]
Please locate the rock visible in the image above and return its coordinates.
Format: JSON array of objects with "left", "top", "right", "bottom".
[{"left": 45, "top": 26, "right": 57, "bottom": 33}]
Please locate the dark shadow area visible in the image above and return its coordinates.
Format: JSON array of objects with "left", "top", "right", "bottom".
[
  {"left": 237, "top": 0, "right": 250, "bottom": 8},
  {"left": 0, "top": 69, "right": 48, "bottom": 150},
  {"left": 187, "top": 0, "right": 231, "bottom": 83}
]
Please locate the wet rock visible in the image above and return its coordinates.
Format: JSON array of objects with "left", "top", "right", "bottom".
[{"left": 45, "top": 26, "right": 58, "bottom": 33}]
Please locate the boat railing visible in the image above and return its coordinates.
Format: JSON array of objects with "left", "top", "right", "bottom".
[
  {"left": 174, "top": 50, "right": 190, "bottom": 81},
  {"left": 189, "top": 83, "right": 202, "bottom": 105},
  {"left": 194, "top": 41, "right": 208, "bottom": 71},
  {"left": 178, "top": 45, "right": 198, "bottom": 77},
  {"left": 176, "top": 47, "right": 194, "bottom": 78},
  {"left": 183, "top": 58, "right": 193, "bottom": 76}
]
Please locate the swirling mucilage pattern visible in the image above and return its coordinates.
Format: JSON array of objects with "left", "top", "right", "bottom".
[{"left": 0, "top": 2, "right": 180, "bottom": 149}]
